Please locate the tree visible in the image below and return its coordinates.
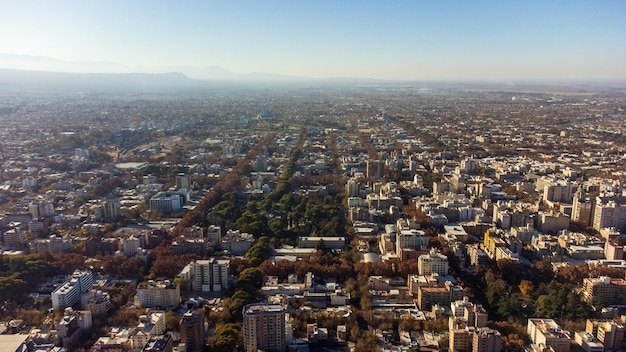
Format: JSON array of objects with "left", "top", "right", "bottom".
[
  {"left": 211, "top": 323, "right": 242, "bottom": 352},
  {"left": 502, "top": 334, "right": 526, "bottom": 352},
  {"left": 51, "top": 253, "right": 87, "bottom": 275},
  {"left": 237, "top": 267, "right": 263, "bottom": 292},
  {"left": 244, "top": 237, "right": 273, "bottom": 267},
  {"left": 165, "top": 310, "right": 180, "bottom": 331},
  {"left": 518, "top": 280, "right": 535, "bottom": 297},
  {"left": 228, "top": 290, "right": 252, "bottom": 321}
]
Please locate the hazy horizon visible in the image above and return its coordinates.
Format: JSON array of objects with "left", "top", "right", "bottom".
[{"left": 1, "top": 1, "right": 625, "bottom": 81}]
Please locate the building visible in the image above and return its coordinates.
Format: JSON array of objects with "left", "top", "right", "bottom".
[
  {"left": 180, "top": 312, "right": 205, "bottom": 352},
  {"left": 543, "top": 181, "right": 574, "bottom": 204},
  {"left": 171, "top": 237, "right": 208, "bottom": 257},
  {"left": 451, "top": 297, "right": 488, "bottom": 329},
  {"left": 604, "top": 241, "right": 624, "bottom": 261},
  {"left": 149, "top": 192, "right": 182, "bottom": 212},
  {"left": 417, "top": 281, "right": 463, "bottom": 310},
  {"left": 573, "top": 332, "right": 604, "bottom": 352},
  {"left": 298, "top": 236, "right": 345, "bottom": 250},
  {"left": 104, "top": 197, "right": 121, "bottom": 220},
  {"left": 52, "top": 271, "right": 94, "bottom": 310},
  {"left": 473, "top": 328, "right": 502, "bottom": 352},
  {"left": 418, "top": 248, "right": 449, "bottom": 276},
  {"left": 82, "top": 290, "right": 112, "bottom": 316},
  {"left": 593, "top": 198, "right": 626, "bottom": 232},
  {"left": 450, "top": 328, "right": 473, "bottom": 352},
  {"left": 134, "top": 311, "right": 167, "bottom": 349},
  {"left": 585, "top": 319, "right": 625, "bottom": 351},
  {"left": 122, "top": 235, "right": 143, "bottom": 257},
  {"left": 135, "top": 280, "right": 180, "bottom": 309},
  {"left": 467, "top": 244, "right": 490, "bottom": 266},
  {"left": 366, "top": 160, "right": 384, "bottom": 180},
  {"left": 29, "top": 235, "right": 66, "bottom": 254},
  {"left": 527, "top": 319, "right": 571, "bottom": 352},
  {"left": 572, "top": 187, "right": 594, "bottom": 227},
  {"left": 176, "top": 173, "right": 191, "bottom": 191},
  {"left": 185, "top": 258, "right": 230, "bottom": 292},
  {"left": 0, "top": 335, "right": 28, "bottom": 352},
  {"left": 2, "top": 228, "right": 27, "bottom": 250},
  {"left": 142, "top": 334, "right": 173, "bottom": 352},
  {"left": 57, "top": 308, "right": 93, "bottom": 350},
  {"left": 537, "top": 212, "right": 570, "bottom": 234},
  {"left": 243, "top": 304, "right": 287, "bottom": 352},
  {"left": 206, "top": 225, "right": 221, "bottom": 243},
  {"left": 220, "top": 229, "right": 255, "bottom": 255},
  {"left": 396, "top": 229, "right": 429, "bottom": 260},
  {"left": 582, "top": 276, "right": 626, "bottom": 306}
]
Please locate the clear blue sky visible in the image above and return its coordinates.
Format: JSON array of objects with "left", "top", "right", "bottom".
[{"left": 1, "top": 0, "right": 625, "bottom": 80}]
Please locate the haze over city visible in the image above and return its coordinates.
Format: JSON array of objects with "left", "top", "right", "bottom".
[
  {"left": 3, "top": 2, "right": 626, "bottom": 352},
  {"left": 1, "top": 0, "right": 625, "bottom": 81}
]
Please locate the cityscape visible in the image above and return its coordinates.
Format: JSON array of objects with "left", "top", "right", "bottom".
[
  {"left": 0, "top": 70, "right": 625, "bottom": 352},
  {"left": 1, "top": 1, "right": 626, "bottom": 352}
]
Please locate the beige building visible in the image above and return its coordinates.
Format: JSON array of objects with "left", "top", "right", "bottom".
[
  {"left": 135, "top": 280, "right": 180, "bottom": 309},
  {"left": 527, "top": 319, "right": 571, "bottom": 352},
  {"left": 582, "top": 276, "right": 626, "bottom": 306},
  {"left": 473, "top": 328, "right": 502, "bottom": 352},
  {"left": 450, "top": 328, "right": 472, "bottom": 352},
  {"left": 593, "top": 197, "right": 626, "bottom": 232},
  {"left": 418, "top": 248, "right": 449, "bottom": 276},
  {"left": 585, "top": 319, "right": 625, "bottom": 351},
  {"left": 417, "top": 281, "right": 463, "bottom": 310}
]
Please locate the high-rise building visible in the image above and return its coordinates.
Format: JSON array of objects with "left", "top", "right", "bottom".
[
  {"left": 51, "top": 271, "right": 94, "bottom": 310},
  {"left": 189, "top": 258, "right": 230, "bottom": 292},
  {"left": 572, "top": 185, "right": 594, "bottom": 226},
  {"left": 104, "top": 197, "right": 121, "bottom": 220},
  {"left": 366, "top": 160, "right": 383, "bottom": 180},
  {"left": 176, "top": 173, "right": 191, "bottom": 191},
  {"left": 243, "top": 304, "right": 287, "bottom": 352},
  {"left": 543, "top": 181, "right": 574, "bottom": 204},
  {"left": 593, "top": 197, "right": 626, "bottom": 232},
  {"left": 179, "top": 312, "right": 205, "bottom": 352}
]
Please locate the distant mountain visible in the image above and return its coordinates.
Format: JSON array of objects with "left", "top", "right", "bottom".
[
  {"left": 0, "top": 53, "right": 131, "bottom": 74},
  {"left": 0, "top": 53, "right": 303, "bottom": 81},
  {"left": 0, "top": 68, "right": 196, "bottom": 92}
]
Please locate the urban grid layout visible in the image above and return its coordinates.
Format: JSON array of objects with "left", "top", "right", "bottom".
[{"left": 1, "top": 73, "right": 626, "bottom": 352}]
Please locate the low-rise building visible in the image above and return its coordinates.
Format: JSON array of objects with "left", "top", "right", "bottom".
[
  {"left": 527, "top": 318, "right": 571, "bottom": 352},
  {"left": 135, "top": 280, "right": 180, "bottom": 309}
]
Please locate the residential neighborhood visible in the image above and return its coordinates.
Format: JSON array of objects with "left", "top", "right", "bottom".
[{"left": 1, "top": 78, "right": 626, "bottom": 352}]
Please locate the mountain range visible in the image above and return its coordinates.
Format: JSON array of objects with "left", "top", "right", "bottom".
[{"left": 0, "top": 53, "right": 301, "bottom": 82}]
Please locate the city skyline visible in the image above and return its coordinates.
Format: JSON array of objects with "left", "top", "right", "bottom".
[{"left": 1, "top": 0, "right": 625, "bottom": 81}]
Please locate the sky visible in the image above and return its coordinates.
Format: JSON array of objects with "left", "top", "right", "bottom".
[{"left": 1, "top": 0, "right": 625, "bottom": 81}]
